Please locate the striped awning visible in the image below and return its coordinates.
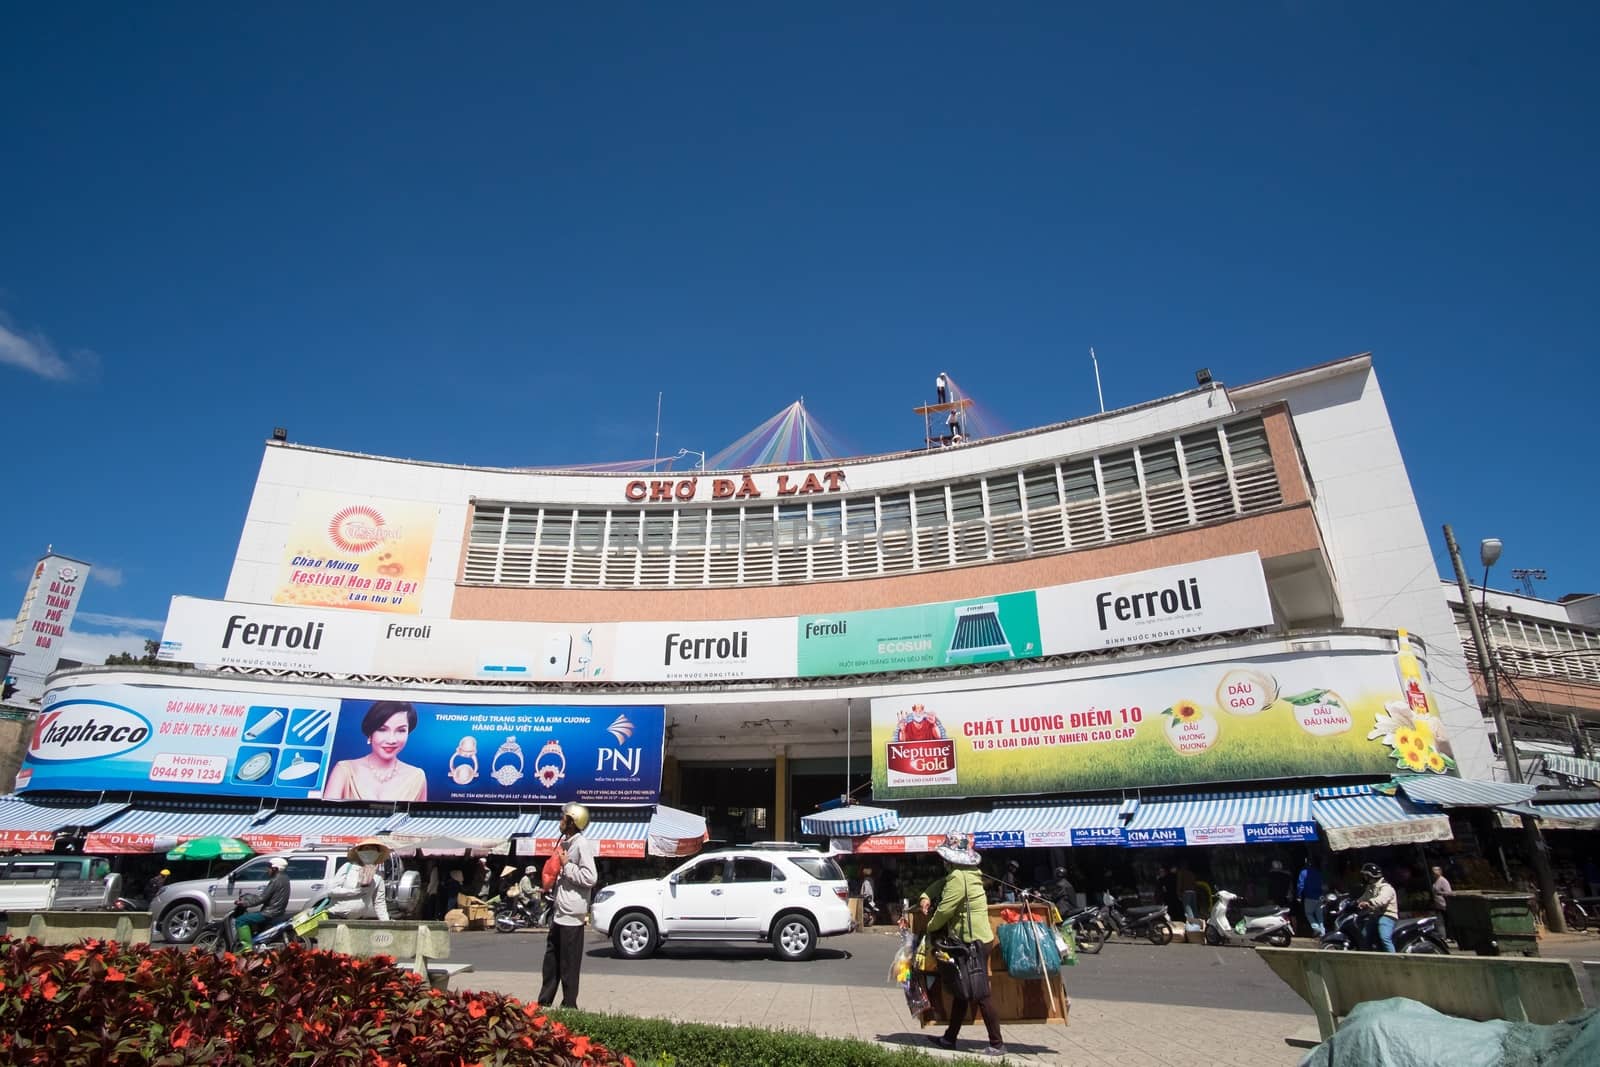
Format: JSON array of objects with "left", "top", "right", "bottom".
[
  {"left": 0, "top": 797, "right": 128, "bottom": 850},
  {"left": 85, "top": 807, "right": 258, "bottom": 854},
  {"left": 838, "top": 811, "right": 982, "bottom": 854},
  {"left": 383, "top": 812, "right": 522, "bottom": 851},
  {"left": 1394, "top": 776, "right": 1536, "bottom": 808},
  {"left": 243, "top": 809, "right": 398, "bottom": 852},
  {"left": 972, "top": 802, "right": 1127, "bottom": 848},
  {"left": 1501, "top": 801, "right": 1600, "bottom": 830},
  {"left": 1124, "top": 791, "right": 1316, "bottom": 847},
  {"left": 648, "top": 804, "right": 708, "bottom": 857},
  {"left": 1542, "top": 753, "right": 1600, "bottom": 785},
  {"left": 801, "top": 805, "right": 899, "bottom": 837},
  {"left": 1312, "top": 789, "right": 1453, "bottom": 851}
]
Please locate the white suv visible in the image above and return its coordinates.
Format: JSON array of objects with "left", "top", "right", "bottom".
[{"left": 591, "top": 844, "right": 851, "bottom": 962}]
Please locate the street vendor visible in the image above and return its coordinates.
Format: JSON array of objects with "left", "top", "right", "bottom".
[{"left": 924, "top": 833, "right": 1004, "bottom": 1058}]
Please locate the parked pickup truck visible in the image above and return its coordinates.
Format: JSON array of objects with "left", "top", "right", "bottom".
[
  {"left": 0, "top": 854, "right": 123, "bottom": 913},
  {"left": 150, "top": 847, "right": 421, "bottom": 943}
]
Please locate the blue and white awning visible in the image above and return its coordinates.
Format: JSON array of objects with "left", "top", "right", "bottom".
[
  {"left": 0, "top": 796, "right": 128, "bottom": 848},
  {"left": 835, "top": 811, "right": 981, "bottom": 854},
  {"left": 801, "top": 805, "right": 899, "bottom": 837},
  {"left": 972, "top": 801, "right": 1127, "bottom": 848},
  {"left": 1394, "top": 776, "right": 1536, "bottom": 808},
  {"left": 1312, "top": 787, "right": 1453, "bottom": 851},
  {"left": 383, "top": 812, "right": 523, "bottom": 850},
  {"left": 1501, "top": 801, "right": 1600, "bottom": 830},
  {"left": 1541, "top": 753, "right": 1600, "bottom": 785},
  {"left": 1124, "top": 791, "right": 1316, "bottom": 847},
  {"left": 647, "top": 804, "right": 708, "bottom": 857},
  {"left": 86, "top": 807, "right": 258, "bottom": 852},
  {"left": 246, "top": 809, "right": 397, "bottom": 848}
]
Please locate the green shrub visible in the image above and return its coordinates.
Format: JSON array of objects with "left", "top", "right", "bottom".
[{"left": 551, "top": 1009, "right": 1002, "bottom": 1066}]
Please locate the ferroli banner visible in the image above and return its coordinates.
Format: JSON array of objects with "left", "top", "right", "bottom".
[
  {"left": 1033, "top": 552, "right": 1272, "bottom": 653},
  {"left": 797, "top": 591, "right": 1042, "bottom": 677},
  {"left": 871, "top": 643, "right": 1454, "bottom": 801},
  {"left": 16, "top": 681, "right": 664, "bottom": 806}
]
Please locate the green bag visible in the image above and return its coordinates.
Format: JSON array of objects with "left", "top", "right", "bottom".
[{"left": 997, "top": 921, "right": 1061, "bottom": 979}]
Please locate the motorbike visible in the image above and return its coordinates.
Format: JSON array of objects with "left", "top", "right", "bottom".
[
  {"left": 492, "top": 890, "right": 547, "bottom": 933},
  {"left": 1318, "top": 892, "right": 1449, "bottom": 954},
  {"left": 1559, "top": 885, "right": 1591, "bottom": 932},
  {"left": 1203, "top": 889, "right": 1294, "bottom": 947},
  {"left": 1098, "top": 894, "right": 1174, "bottom": 945},
  {"left": 1060, "top": 904, "right": 1107, "bottom": 954},
  {"left": 194, "top": 895, "right": 334, "bottom": 955},
  {"left": 110, "top": 896, "right": 149, "bottom": 912}
]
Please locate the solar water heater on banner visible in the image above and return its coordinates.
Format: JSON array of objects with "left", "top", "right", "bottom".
[{"left": 946, "top": 602, "right": 1012, "bottom": 659}]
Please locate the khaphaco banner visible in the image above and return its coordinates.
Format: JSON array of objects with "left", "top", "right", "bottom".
[
  {"left": 797, "top": 591, "right": 1041, "bottom": 677},
  {"left": 871, "top": 645, "right": 1455, "bottom": 800},
  {"left": 272, "top": 490, "right": 437, "bottom": 614},
  {"left": 18, "top": 681, "right": 665, "bottom": 806}
]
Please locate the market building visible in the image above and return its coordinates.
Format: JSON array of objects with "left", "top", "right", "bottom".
[{"left": 15, "top": 351, "right": 1590, "bottom": 912}]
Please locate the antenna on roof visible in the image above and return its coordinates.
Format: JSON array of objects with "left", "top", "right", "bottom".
[
  {"left": 652, "top": 391, "right": 662, "bottom": 469},
  {"left": 1090, "top": 347, "right": 1105, "bottom": 414},
  {"left": 1511, "top": 568, "right": 1547, "bottom": 598}
]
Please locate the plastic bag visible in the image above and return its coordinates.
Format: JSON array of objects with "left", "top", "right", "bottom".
[
  {"left": 998, "top": 921, "right": 1062, "bottom": 979},
  {"left": 889, "top": 940, "right": 914, "bottom": 985},
  {"left": 1056, "top": 922, "right": 1078, "bottom": 966},
  {"left": 904, "top": 978, "right": 932, "bottom": 1017}
]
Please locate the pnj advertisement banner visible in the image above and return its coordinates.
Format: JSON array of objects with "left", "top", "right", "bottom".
[
  {"left": 797, "top": 591, "right": 1042, "bottom": 677},
  {"left": 17, "top": 682, "right": 664, "bottom": 806},
  {"left": 871, "top": 645, "right": 1452, "bottom": 800},
  {"left": 1034, "top": 552, "right": 1273, "bottom": 654},
  {"left": 271, "top": 491, "right": 438, "bottom": 615}
]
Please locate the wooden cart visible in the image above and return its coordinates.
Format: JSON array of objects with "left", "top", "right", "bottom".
[{"left": 908, "top": 901, "right": 1069, "bottom": 1026}]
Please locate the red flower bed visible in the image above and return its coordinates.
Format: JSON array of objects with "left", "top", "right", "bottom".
[{"left": 0, "top": 937, "right": 631, "bottom": 1066}]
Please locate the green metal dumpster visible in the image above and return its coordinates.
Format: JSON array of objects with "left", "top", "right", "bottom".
[{"left": 1447, "top": 891, "right": 1538, "bottom": 957}]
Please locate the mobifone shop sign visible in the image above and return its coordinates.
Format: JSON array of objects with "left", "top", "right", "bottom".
[
  {"left": 18, "top": 682, "right": 664, "bottom": 806},
  {"left": 871, "top": 644, "right": 1452, "bottom": 800}
]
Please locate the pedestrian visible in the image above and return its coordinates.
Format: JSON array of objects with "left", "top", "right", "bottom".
[
  {"left": 424, "top": 861, "right": 442, "bottom": 920},
  {"left": 925, "top": 833, "right": 1004, "bottom": 1058},
  {"left": 145, "top": 868, "right": 170, "bottom": 901},
  {"left": 935, "top": 372, "right": 949, "bottom": 405},
  {"left": 859, "top": 866, "right": 877, "bottom": 924},
  {"left": 1156, "top": 865, "right": 1181, "bottom": 921},
  {"left": 1001, "top": 859, "right": 1022, "bottom": 903},
  {"left": 1355, "top": 862, "right": 1398, "bottom": 952},
  {"left": 1430, "top": 865, "right": 1453, "bottom": 940},
  {"left": 538, "top": 802, "right": 598, "bottom": 1009},
  {"left": 1177, "top": 865, "right": 1198, "bottom": 921},
  {"left": 1296, "top": 857, "right": 1325, "bottom": 937}
]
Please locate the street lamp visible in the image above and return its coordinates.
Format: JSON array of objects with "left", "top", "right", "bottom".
[
  {"left": 675, "top": 449, "right": 707, "bottom": 472},
  {"left": 1480, "top": 538, "right": 1503, "bottom": 618}
]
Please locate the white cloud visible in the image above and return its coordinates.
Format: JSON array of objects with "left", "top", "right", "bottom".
[
  {"left": 56, "top": 629, "right": 149, "bottom": 666},
  {"left": 91, "top": 565, "right": 125, "bottom": 587},
  {"left": 0, "top": 312, "right": 97, "bottom": 381},
  {"left": 76, "top": 611, "right": 164, "bottom": 634}
]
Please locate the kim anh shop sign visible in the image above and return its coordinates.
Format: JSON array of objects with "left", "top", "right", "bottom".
[
  {"left": 871, "top": 644, "right": 1457, "bottom": 800},
  {"left": 18, "top": 682, "right": 664, "bottom": 806}
]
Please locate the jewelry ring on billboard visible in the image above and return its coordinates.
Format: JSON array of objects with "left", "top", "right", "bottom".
[
  {"left": 491, "top": 736, "right": 525, "bottom": 787},
  {"left": 449, "top": 737, "right": 480, "bottom": 785},
  {"left": 533, "top": 739, "right": 566, "bottom": 789}
]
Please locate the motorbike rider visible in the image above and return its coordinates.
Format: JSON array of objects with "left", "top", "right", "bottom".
[
  {"left": 235, "top": 857, "right": 291, "bottom": 942},
  {"left": 859, "top": 866, "right": 877, "bottom": 925},
  {"left": 1050, "top": 867, "right": 1077, "bottom": 914},
  {"left": 514, "top": 864, "right": 546, "bottom": 925},
  {"left": 1355, "top": 862, "right": 1398, "bottom": 952},
  {"left": 146, "top": 868, "right": 170, "bottom": 901}
]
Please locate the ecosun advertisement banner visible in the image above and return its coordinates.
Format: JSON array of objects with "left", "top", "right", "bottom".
[
  {"left": 17, "top": 682, "right": 664, "bottom": 806},
  {"left": 870, "top": 644, "right": 1448, "bottom": 801},
  {"left": 1033, "top": 552, "right": 1273, "bottom": 655},
  {"left": 796, "top": 592, "right": 1043, "bottom": 677}
]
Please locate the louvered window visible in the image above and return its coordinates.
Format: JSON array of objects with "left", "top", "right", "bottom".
[
  {"left": 464, "top": 505, "right": 504, "bottom": 582},
  {"left": 1099, "top": 451, "right": 1145, "bottom": 540},
  {"left": 914, "top": 487, "right": 950, "bottom": 567},
  {"left": 673, "top": 510, "right": 708, "bottom": 585},
  {"left": 536, "top": 511, "right": 572, "bottom": 584},
  {"left": 1224, "top": 419, "right": 1282, "bottom": 511},
  {"left": 1181, "top": 430, "right": 1233, "bottom": 521},
  {"left": 1140, "top": 441, "right": 1189, "bottom": 531},
  {"left": 569, "top": 511, "right": 606, "bottom": 586},
  {"left": 1023, "top": 465, "right": 1065, "bottom": 551},
  {"left": 743, "top": 508, "right": 775, "bottom": 582},
  {"left": 638, "top": 514, "right": 672, "bottom": 585},
  {"left": 1061, "top": 459, "right": 1104, "bottom": 546},
  {"left": 843, "top": 496, "right": 878, "bottom": 575},
  {"left": 880, "top": 494, "right": 913, "bottom": 572},
  {"left": 708, "top": 509, "right": 741, "bottom": 584},
  {"left": 605, "top": 512, "right": 640, "bottom": 585},
  {"left": 950, "top": 481, "right": 988, "bottom": 563},
  {"left": 811, "top": 502, "right": 844, "bottom": 579},
  {"left": 987, "top": 473, "right": 1028, "bottom": 557},
  {"left": 776, "top": 503, "right": 810, "bottom": 582}
]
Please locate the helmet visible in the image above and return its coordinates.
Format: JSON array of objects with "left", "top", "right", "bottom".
[
  {"left": 1054, "top": 867, "right": 1068, "bottom": 879},
  {"left": 1360, "top": 862, "right": 1383, "bottom": 882},
  {"left": 561, "top": 802, "right": 590, "bottom": 832},
  {"left": 525, "top": 865, "right": 539, "bottom": 875},
  {"left": 159, "top": 869, "right": 171, "bottom": 877}
]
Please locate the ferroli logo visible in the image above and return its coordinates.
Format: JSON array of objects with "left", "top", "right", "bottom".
[
  {"left": 28, "top": 702, "right": 153, "bottom": 763},
  {"left": 663, "top": 630, "right": 748, "bottom": 665},
  {"left": 802, "top": 618, "right": 846, "bottom": 640},
  {"left": 223, "top": 614, "right": 326, "bottom": 651},
  {"left": 1094, "top": 577, "right": 1202, "bottom": 630}
]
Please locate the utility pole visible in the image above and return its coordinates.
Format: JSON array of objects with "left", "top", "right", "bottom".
[{"left": 1443, "top": 524, "right": 1566, "bottom": 932}]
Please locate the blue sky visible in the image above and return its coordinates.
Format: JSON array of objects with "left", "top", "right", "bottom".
[{"left": 3, "top": 4, "right": 1596, "bottom": 664}]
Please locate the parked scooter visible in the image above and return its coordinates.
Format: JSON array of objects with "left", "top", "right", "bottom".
[
  {"left": 493, "top": 890, "right": 546, "bottom": 933},
  {"left": 194, "top": 895, "right": 334, "bottom": 955},
  {"left": 1203, "top": 889, "right": 1294, "bottom": 947},
  {"left": 1098, "top": 893, "right": 1174, "bottom": 945},
  {"left": 1060, "top": 904, "right": 1107, "bottom": 954},
  {"left": 1318, "top": 892, "right": 1450, "bottom": 954}
]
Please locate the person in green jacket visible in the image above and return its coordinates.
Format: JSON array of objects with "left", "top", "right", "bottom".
[{"left": 924, "top": 833, "right": 1004, "bottom": 1057}]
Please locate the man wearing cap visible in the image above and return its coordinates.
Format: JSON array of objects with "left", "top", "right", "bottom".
[
  {"left": 925, "top": 833, "right": 1004, "bottom": 1058},
  {"left": 235, "top": 857, "right": 291, "bottom": 942},
  {"left": 539, "top": 802, "right": 598, "bottom": 1009}
]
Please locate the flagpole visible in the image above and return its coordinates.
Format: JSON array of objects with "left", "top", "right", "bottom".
[{"left": 1090, "top": 348, "right": 1105, "bottom": 413}]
